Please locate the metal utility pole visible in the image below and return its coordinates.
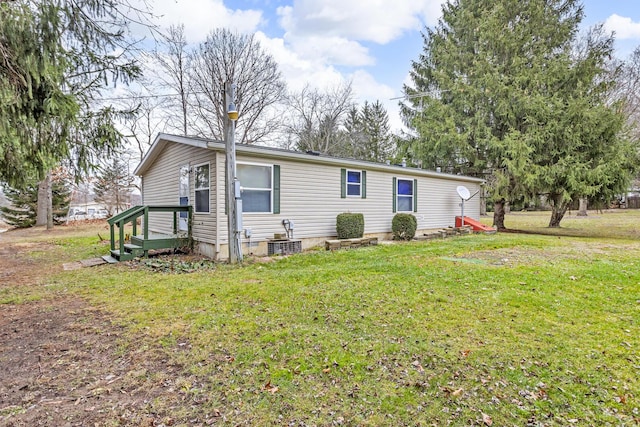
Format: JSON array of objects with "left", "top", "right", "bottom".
[{"left": 224, "top": 81, "right": 242, "bottom": 263}]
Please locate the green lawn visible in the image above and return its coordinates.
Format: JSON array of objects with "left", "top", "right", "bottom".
[{"left": 8, "top": 211, "right": 640, "bottom": 425}]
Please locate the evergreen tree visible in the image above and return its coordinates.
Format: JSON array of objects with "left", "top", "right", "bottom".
[
  {"left": 403, "top": 0, "right": 638, "bottom": 228},
  {"left": 1, "top": 1, "right": 145, "bottom": 229},
  {"left": 0, "top": 1, "right": 142, "bottom": 186},
  {"left": 93, "top": 158, "right": 135, "bottom": 217},
  {"left": 345, "top": 101, "right": 394, "bottom": 162},
  {"left": 0, "top": 174, "right": 70, "bottom": 228},
  {"left": 362, "top": 101, "right": 394, "bottom": 162},
  {"left": 344, "top": 106, "right": 366, "bottom": 158}
]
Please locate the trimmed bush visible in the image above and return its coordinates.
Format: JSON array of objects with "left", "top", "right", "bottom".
[
  {"left": 336, "top": 213, "right": 365, "bottom": 239},
  {"left": 392, "top": 213, "right": 417, "bottom": 240}
]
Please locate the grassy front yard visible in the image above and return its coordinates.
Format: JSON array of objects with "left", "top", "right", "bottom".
[{"left": 3, "top": 211, "right": 639, "bottom": 425}]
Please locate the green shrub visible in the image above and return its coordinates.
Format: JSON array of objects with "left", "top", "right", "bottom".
[
  {"left": 336, "top": 213, "right": 365, "bottom": 239},
  {"left": 392, "top": 213, "right": 417, "bottom": 240}
]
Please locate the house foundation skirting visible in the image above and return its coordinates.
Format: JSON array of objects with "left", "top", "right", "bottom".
[{"left": 195, "top": 227, "right": 472, "bottom": 261}]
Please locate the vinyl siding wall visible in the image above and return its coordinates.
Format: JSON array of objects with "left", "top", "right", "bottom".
[
  {"left": 140, "top": 139, "right": 482, "bottom": 258},
  {"left": 140, "top": 142, "right": 217, "bottom": 243},
  {"left": 216, "top": 153, "right": 481, "bottom": 244}
]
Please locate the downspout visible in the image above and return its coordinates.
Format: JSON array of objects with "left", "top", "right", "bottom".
[{"left": 215, "top": 151, "right": 221, "bottom": 258}]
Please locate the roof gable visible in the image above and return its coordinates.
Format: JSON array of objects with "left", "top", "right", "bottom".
[{"left": 134, "top": 134, "right": 214, "bottom": 176}]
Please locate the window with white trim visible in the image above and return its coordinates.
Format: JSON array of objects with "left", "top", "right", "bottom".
[
  {"left": 396, "top": 178, "right": 414, "bottom": 212},
  {"left": 346, "top": 170, "right": 361, "bottom": 197},
  {"left": 341, "top": 168, "right": 366, "bottom": 199},
  {"left": 194, "top": 163, "right": 210, "bottom": 213},
  {"left": 238, "top": 163, "right": 273, "bottom": 213}
]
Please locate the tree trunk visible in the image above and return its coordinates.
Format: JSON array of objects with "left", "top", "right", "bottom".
[
  {"left": 492, "top": 198, "right": 506, "bottom": 230},
  {"left": 35, "top": 172, "right": 54, "bottom": 229},
  {"left": 577, "top": 197, "right": 588, "bottom": 216},
  {"left": 35, "top": 172, "right": 52, "bottom": 227},
  {"left": 548, "top": 195, "right": 569, "bottom": 227},
  {"left": 46, "top": 177, "right": 53, "bottom": 230}
]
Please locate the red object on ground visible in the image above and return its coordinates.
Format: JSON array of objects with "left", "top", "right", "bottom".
[{"left": 455, "top": 216, "right": 496, "bottom": 232}]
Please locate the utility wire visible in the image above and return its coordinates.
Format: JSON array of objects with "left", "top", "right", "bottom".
[{"left": 97, "top": 92, "right": 197, "bottom": 101}]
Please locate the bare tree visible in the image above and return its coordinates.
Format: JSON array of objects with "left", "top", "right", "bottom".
[
  {"left": 284, "top": 82, "right": 355, "bottom": 155},
  {"left": 116, "top": 25, "right": 192, "bottom": 162},
  {"left": 616, "top": 48, "right": 640, "bottom": 139},
  {"left": 189, "top": 29, "right": 286, "bottom": 144},
  {"left": 118, "top": 88, "right": 167, "bottom": 161},
  {"left": 153, "top": 24, "right": 193, "bottom": 136}
]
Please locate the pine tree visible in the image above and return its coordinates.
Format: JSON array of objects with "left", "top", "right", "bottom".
[
  {"left": 403, "top": 0, "right": 638, "bottom": 228},
  {"left": 0, "top": 175, "right": 70, "bottom": 228},
  {"left": 93, "top": 158, "right": 135, "bottom": 217},
  {"left": 344, "top": 101, "right": 394, "bottom": 162},
  {"left": 1, "top": 1, "right": 144, "bottom": 229},
  {"left": 0, "top": 1, "right": 142, "bottom": 186},
  {"left": 362, "top": 101, "right": 394, "bottom": 163}
]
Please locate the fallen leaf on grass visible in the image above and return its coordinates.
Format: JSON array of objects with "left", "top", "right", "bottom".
[
  {"left": 411, "top": 360, "right": 425, "bottom": 372},
  {"left": 263, "top": 381, "right": 279, "bottom": 394},
  {"left": 537, "top": 388, "right": 547, "bottom": 399},
  {"left": 460, "top": 349, "right": 471, "bottom": 358},
  {"left": 482, "top": 413, "right": 493, "bottom": 426},
  {"left": 615, "top": 395, "right": 627, "bottom": 404},
  {"left": 441, "top": 387, "right": 464, "bottom": 397}
]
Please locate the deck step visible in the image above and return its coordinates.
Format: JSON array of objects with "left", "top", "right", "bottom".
[
  {"left": 110, "top": 249, "right": 135, "bottom": 261},
  {"left": 124, "top": 243, "right": 144, "bottom": 255},
  {"left": 101, "top": 255, "right": 119, "bottom": 264}
]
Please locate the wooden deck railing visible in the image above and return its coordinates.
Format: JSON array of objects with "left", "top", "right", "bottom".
[{"left": 107, "top": 205, "right": 192, "bottom": 258}]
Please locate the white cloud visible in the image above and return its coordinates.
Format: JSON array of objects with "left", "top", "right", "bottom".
[
  {"left": 277, "top": 0, "right": 444, "bottom": 44},
  {"left": 604, "top": 14, "right": 640, "bottom": 40},
  {"left": 148, "top": 0, "right": 264, "bottom": 43},
  {"left": 349, "top": 70, "right": 404, "bottom": 132},
  {"left": 124, "top": 1, "right": 434, "bottom": 134},
  {"left": 269, "top": 0, "right": 444, "bottom": 113},
  {"left": 255, "top": 32, "right": 345, "bottom": 92},
  {"left": 256, "top": 36, "right": 407, "bottom": 131},
  {"left": 287, "top": 36, "right": 374, "bottom": 67}
]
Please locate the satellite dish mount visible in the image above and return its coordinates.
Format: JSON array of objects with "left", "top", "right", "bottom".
[{"left": 456, "top": 185, "right": 477, "bottom": 227}]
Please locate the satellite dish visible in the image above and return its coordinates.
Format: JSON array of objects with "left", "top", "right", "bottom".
[{"left": 456, "top": 185, "right": 471, "bottom": 200}]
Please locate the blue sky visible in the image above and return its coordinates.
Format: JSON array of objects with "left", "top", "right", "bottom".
[{"left": 144, "top": 0, "right": 640, "bottom": 130}]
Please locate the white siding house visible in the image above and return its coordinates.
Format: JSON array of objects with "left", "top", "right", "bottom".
[{"left": 134, "top": 133, "right": 485, "bottom": 259}]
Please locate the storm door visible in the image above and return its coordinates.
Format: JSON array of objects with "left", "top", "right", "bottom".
[{"left": 179, "top": 165, "right": 190, "bottom": 231}]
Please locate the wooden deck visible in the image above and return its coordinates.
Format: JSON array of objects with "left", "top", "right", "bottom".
[{"left": 105, "top": 205, "right": 192, "bottom": 262}]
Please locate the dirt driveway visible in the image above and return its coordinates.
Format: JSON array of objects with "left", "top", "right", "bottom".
[{"left": 0, "top": 226, "right": 205, "bottom": 426}]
